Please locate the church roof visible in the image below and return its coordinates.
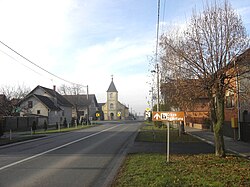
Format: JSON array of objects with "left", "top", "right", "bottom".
[{"left": 107, "top": 80, "right": 118, "bottom": 92}]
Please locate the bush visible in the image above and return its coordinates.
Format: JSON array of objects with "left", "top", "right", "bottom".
[
  {"left": 71, "top": 118, "right": 75, "bottom": 126},
  {"left": 154, "top": 121, "right": 163, "bottom": 128},
  {"left": 43, "top": 120, "right": 48, "bottom": 131},
  {"left": 63, "top": 118, "right": 67, "bottom": 127},
  {"left": 32, "top": 121, "right": 37, "bottom": 133}
]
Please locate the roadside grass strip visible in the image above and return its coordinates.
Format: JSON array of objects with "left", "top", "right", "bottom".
[
  {"left": 35, "top": 124, "right": 96, "bottom": 134},
  {"left": 113, "top": 153, "right": 250, "bottom": 187},
  {"left": 136, "top": 125, "right": 198, "bottom": 143},
  {"left": 113, "top": 124, "right": 250, "bottom": 187}
]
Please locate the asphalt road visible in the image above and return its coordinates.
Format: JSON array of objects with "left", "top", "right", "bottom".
[{"left": 0, "top": 121, "right": 142, "bottom": 187}]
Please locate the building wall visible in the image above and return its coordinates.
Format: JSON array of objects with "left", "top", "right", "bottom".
[
  {"left": 117, "top": 102, "right": 129, "bottom": 120},
  {"left": 89, "top": 99, "right": 98, "bottom": 118},
  {"left": 20, "top": 97, "right": 48, "bottom": 117},
  {"left": 102, "top": 101, "right": 129, "bottom": 120},
  {"left": 48, "top": 110, "right": 63, "bottom": 125},
  {"left": 103, "top": 92, "right": 119, "bottom": 120},
  {"left": 19, "top": 96, "right": 72, "bottom": 125},
  {"left": 239, "top": 71, "right": 250, "bottom": 121},
  {"left": 60, "top": 106, "right": 72, "bottom": 124}
]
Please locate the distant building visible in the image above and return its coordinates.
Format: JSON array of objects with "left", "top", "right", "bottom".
[
  {"left": 19, "top": 85, "right": 73, "bottom": 125},
  {"left": 64, "top": 94, "right": 99, "bottom": 121},
  {"left": 102, "top": 77, "right": 129, "bottom": 120}
]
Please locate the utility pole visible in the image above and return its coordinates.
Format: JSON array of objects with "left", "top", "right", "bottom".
[
  {"left": 86, "top": 85, "right": 89, "bottom": 125},
  {"left": 151, "top": 64, "right": 160, "bottom": 112},
  {"left": 150, "top": 87, "right": 154, "bottom": 110},
  {"left": 156, "top": 63, "right": 160, "bottom": 112}
]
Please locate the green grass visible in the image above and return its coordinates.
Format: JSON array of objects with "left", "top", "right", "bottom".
[
  {"left": 112, "top": 154, "right": 166, "bottom": 187},
  {"left": 112, "top": 124, "right": 250, "bottom": 187},
  {"left": 35, "top": 124, "right": 96, "bottom": 134},
  {"left": 113, "top": 154, "right": 250, "bottom": 187},
  {"left": 136, "top": 124, "right": 198, "bottom": 143}
]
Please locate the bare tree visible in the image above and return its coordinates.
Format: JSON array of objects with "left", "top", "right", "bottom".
[
  {"left": 0, "top": 84, "right": 30, "bottom": 116},
  {"left": 159, "top": 0, "right": 249, "bottom": 157},
  {"left": 0, "top": 84, "right": 30, "bottom": 100},
  {"left": 59, "top": 84, "right": 85, "bottom": 121}
]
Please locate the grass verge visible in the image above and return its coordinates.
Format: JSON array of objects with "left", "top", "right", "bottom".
[
  {"left": 0, "top": 125, "right": 96, "bottom": 146},
  {"left": 136, "top": 124, "right": 198, "bottom": 143},
  {"left": 113, "top": 153, "right": 250, "bottom": 187},
  {"left": 35, "top": 124, "right": 96, "bottom": 134},
  {"left": 112, "top": 123, "right": 250, "bottom": 187}
]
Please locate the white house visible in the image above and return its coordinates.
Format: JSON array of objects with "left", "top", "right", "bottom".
[{"left": 19, "top": 85, "right": 72, "bottom": 125}]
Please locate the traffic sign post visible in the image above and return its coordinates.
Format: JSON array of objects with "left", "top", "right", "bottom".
[
  {"left": 167, "top": 121, "right": 170, "bottom": 162},
  {"left": 152, "top": 111, "right": 184, "bottom": 121},
  {"left": 152, "top": 111, "right": 185, "bottom": 163}
]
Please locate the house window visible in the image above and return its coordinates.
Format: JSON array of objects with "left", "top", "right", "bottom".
[
  {"left": 37, "top": 110, "right": 40, "bottom": 115},
  {"left": 28, "top": 101, "right": 33, "bottom": 108},
  {"left": 110, "top": 103, "right": 114, "bottom": 109},
  {"left": 226, "top": 95, "right": 235, "bottom": 108},
  {"left": 110, "top": 93, "right": 113, "bottom": 99}
]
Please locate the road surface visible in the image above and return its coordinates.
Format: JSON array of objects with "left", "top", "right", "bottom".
[{"left": 0, "top": 121, "right": 141, "bottom": 187}]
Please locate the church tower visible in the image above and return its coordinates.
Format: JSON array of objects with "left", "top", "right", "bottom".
[
  {"left": 106, "top": 76, "right": 118, "bottom": 120},
  {"left": 102, "top": 76, "right": 129, "bottom": 121}
]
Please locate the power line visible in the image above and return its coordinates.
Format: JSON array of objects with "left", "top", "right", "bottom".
[
  {"left": 0, "top": 48, "right": 43, "bottom": 77},
  {"left": 155, "top": 0, "right": 161, "bottom": 62},
  {"left": 161, "top": 0, "right": 167, "bottom": 32},
  {"left": 0, "top": 40, "right": 86, "bottom": 87}
]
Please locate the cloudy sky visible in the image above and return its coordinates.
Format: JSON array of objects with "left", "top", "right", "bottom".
[{"left": 0, "top": 0, "right": 250, "bottom": 115}]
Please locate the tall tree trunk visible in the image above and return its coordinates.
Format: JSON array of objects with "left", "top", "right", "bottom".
[{"left": 213, "top": 95, "right": 226, "bottom": 157}]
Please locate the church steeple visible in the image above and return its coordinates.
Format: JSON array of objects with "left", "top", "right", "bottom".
[
  {"left": 107, "top": 75, "right": 118, "bottom": 92},
  {"left": 102, "top": 75, "right": 129, "bottom": 120}
]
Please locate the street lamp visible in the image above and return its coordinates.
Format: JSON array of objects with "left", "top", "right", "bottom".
[
  {"left": 86, "top": 85, "right": 89, "bottom": 125},
  {"left": 79, "top": 84, "right": 89, "bottom": 125},
  {"left": 149, "top": 87, "right": 154, "bottom": 111}
]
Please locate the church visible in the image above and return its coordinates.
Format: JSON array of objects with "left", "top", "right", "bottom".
[{"left": 102, "top": 77, "right": 129, "bottom": 120}]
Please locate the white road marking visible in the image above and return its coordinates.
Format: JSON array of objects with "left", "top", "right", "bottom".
[{"left": 0, "top": 125, "right": 118, "bottom": 171}]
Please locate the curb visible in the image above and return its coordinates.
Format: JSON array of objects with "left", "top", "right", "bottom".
[
  {"left": 186, "top": 132, "right": 214, "bottom": 145},
  {"left": 187, "top": 131, "right": 250, "bottom": 160}
]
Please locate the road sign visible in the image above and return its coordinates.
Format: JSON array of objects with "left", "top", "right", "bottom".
[
  {"left": 152, "top": 111, "right": 184, "bottom": 121},
  {"left": 145, "top": 111, "right": 151, "bottom": 118},
  {"left": 152, "top": 111, "right": 185, "bottom": 163}
]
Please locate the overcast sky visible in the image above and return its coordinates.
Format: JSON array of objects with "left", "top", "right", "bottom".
[{"left": 0, "top": 0, "right": 249, "bottom": 115}]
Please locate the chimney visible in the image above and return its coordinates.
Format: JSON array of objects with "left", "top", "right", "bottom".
[{"left": 53, "top": 85, "right": 57, "bottom": 107}]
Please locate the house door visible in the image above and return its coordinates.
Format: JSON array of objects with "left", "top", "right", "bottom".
[{"left": 110, "top": 113, "right": 114, "bottom": 120}]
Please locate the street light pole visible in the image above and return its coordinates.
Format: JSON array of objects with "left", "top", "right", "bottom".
[
  {"left": 150, "top": 87, "right": 154, "bottom": 111},
  {"left": 86, "top": 85, "right": 89, "bottom": 125},
  {"left": 151, "top": 64, "right": 160, "bottom": 112},
  {"left": 156, "top": 63, "right": 160, "bottom": 112}
]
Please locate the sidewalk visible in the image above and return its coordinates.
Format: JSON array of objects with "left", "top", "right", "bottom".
[{"left": 185, "top": 126, "right": 250, "bottom": 159}]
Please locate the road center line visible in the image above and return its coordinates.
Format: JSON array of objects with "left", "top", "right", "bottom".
[{"left": 0, "top": 125, "right": 118, "bottom": 171}]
